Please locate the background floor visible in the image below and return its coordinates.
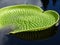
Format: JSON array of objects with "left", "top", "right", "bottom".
[{"left": 0, "top": 0, "right": 60, "bottom": 45}]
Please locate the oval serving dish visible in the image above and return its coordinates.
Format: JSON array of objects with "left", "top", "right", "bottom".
[{"left": 0, "top": 5, "right": 59, "bottom": 40}]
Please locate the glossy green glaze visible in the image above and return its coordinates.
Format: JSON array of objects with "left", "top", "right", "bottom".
[{"left": 0, "top": 5, "right": 59, "bottom": 34}]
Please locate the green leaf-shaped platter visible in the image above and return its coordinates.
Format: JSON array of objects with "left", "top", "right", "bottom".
[{"left": 0, "top": 5, "right": 59, "bottom": 40}]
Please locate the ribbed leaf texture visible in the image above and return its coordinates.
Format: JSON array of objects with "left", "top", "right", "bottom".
[{"left": 0, "top": 5, "right": 59, "bottom": 34}]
